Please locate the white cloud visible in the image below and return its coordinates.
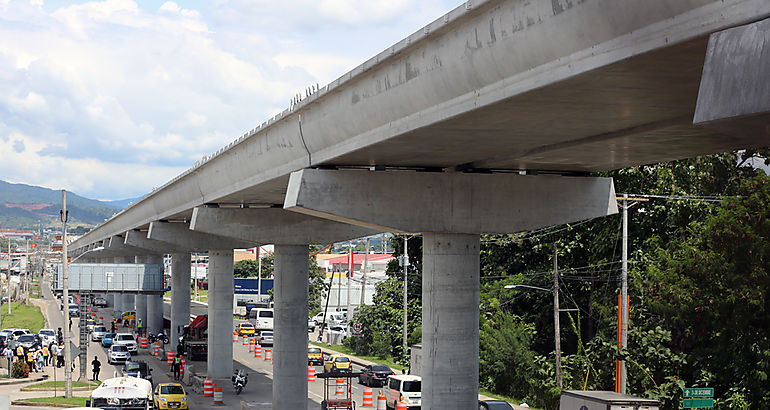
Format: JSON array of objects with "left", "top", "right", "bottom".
[{"left": 0, "top": 0, "right": 460, "bottom": 198}]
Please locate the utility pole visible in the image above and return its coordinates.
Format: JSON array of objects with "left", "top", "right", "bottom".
[
  {"left": 402, "top": 236, "right": 409, "bottom": 357},
  {"left": 7, "top": 239, "right": 10, "bottom": 314},
  {"left": 553, "top": 244, "right": 562, "bottom": 390},
  {"left": 359, "top": 238, "right": 370, "bottom": 307},
  {"left": 346, "top": 241, "right": 352, "bottom": 323},
  {"left": 61, "top": 190, "right": 72, "bottom": 398}
]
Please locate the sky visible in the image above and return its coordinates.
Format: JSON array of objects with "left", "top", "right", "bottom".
[{"left": 0, "top": 0, "right": 460, "bottom": 200}]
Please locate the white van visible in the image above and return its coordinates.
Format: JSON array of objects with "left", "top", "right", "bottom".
[
  {"left": 383, "top": 374, "right": 421, "bottom": 409},
  {"left": 88, "top": 376, "right": 153, "bottom": 410},
  {"left": 248, "top": 308, "right": 274, "bottom": 330}
]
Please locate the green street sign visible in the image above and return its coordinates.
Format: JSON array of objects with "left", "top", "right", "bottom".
[
  {"left": 684, "top": 388, "right": 714, "bottom": 398},
  {"left": 683, "top": 398, "right": 714, "bottom": 408}
]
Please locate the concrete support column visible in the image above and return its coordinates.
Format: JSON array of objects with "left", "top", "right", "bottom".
[
  {"left": 273, "top": 245, "right": 309, "bottom": 410},
  {"left": 147, "top": 295, "right": 164, "bottom": 335},
  {"left": 135, "top": 295, "right": 147, "bottom": 330},
  {"left": 422, "top": 233, "right": 480, "bottom": 410},
  {"left": 122, "top": 294, "right": 134, "bottom": 313},
  {"left": 208, "top": 249, "right": 234, "bottom": 381},
  {"left": 170, "top": 253, "right": 191, "bottom": 348},
  {"left": 147, "top": 255, "right": 165, "bottom": 335}
]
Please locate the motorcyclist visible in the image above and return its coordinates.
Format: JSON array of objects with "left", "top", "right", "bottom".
[{"left": 232, "top": 369, "right": 248, "bottom": 394}]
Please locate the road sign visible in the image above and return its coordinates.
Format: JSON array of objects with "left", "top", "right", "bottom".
[
  {"left": 353, "top": 322, "right": 362, "bottom": 333},
  {"left": 684, "top": 388, "right": 714, "bottom": 398},
  {"left": 683, "top": 398, "right": 714, "bottom": 408},
  {"left": 69, "top": 341, "right": 80, "bottom": 361}
]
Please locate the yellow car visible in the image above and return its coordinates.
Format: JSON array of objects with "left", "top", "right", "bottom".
[
  {"left": 308, "top": 347, "right": 323, "bottom": 366},
  {"left": 236, "top": 323, "right": 255, "bottom": 336},
  {"left": 324, "top": 354, "right": 351, "bottom": 373},
  {"left": 153, "top": 383, "right": 188, "bottom": 410},
  {"left": 120, "top": 311, "right": 136, "bottom": 321}
]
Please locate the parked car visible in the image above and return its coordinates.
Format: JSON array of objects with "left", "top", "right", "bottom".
[
  {"left": 383, "top": 375, "right": 421, "bottom": 410},
  {"left": 359, "top": 364, "right": 395, "bottom": 387},
  {"left": 256, "top": 331, "right": 273, "bottom": 346},
  {"left": 108, "top": 344, "right": 131, "bottom": 364},
  {"left": 93, "top": 297, "right": 108, "bottom": 307},
  {"left": 308, "top": 347, "right": 323, "bottom": 366},
  {"left": 38, "top": 328, "right": 57, "bottom": 345},
  {"left": 113, "top": 333, "right": 138, "bottom": 353},
  {"left": 101, "top": 333, "right": 115, "bottom": 348},
  {"left": 478, "top": 400, "right": 514, "bottom": 410},
  {"left": 91, "top": 326, "right": 108, "bottom": 342},
  {"left": 123, "top": 360, "right": 153, "bottom": 383},
  {"left": 153, "top": 383, "right": 188, "bottom": 410},
  {"left": 323, "top": 355, "right": 351, "bottom": 373}
]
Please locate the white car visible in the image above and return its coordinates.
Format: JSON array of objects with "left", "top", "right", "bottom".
[
  {"left": 108, "top": 345, "right": 131, "bottom": 364},
  {"left": 113, "top": 333, "right": 138, "bottom": 353},
  {"left": 38, "top": 328, "right": 57, "bottom": 345},
  {"left": 91, "top": 326, "right": 108, "bottom": 342}
]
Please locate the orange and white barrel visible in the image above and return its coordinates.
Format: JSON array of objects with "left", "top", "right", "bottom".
[
  {"left": 249, "top": 338, "right": 255, "bottom": 353},
  {"left": 203, "top": 376, "right": 214, "bottom": 397},
  {"left": 362, "top": 387, "right": 373, "bottom": 407},
  {"left": 213, "top": 384, "right": 223, "bottom": 405},
  {"left": 335, "top": 378, "right": 345, "bottom": 396},
  {"left": 265, "top": 349, "right": 272, "bottom": 361},
  {"left": 167, "top": 351, "right": 174, "bottom": 365},
  {"left": 255, "top": 345, "right": 262, "bottom": 358},
  {"left": 181, "top": 358, "right": 186, "bottom": 375},
  {"left": 232, "top": 331, "right": 238, "bottom": 343},
  {"left": 307, "top": 366, "right": 316, "bottom": 382},
  {"left": 154, "top": 343, "right": 160, "bottom": 357},
  {"left": 376, "top": 391, "right": 387, "bottom": 410},
  {"left": 396, "top": 397, "right": 407, "bottom": 410},
  {"left": 140, "top": 337, "right": 148, "bottom": 349}
]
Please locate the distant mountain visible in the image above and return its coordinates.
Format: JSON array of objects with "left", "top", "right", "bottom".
[
  {"left": 103, "top": 195, "right": 144, "bottom": 209},
  {"left": 0, "top": 180, "right": 122, "bottom": 229}
]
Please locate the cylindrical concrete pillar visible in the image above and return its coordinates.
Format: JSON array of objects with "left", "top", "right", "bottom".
[
  {"left": 147, "top": 255, "right": 165, "bottom": 335},
  {"left": 422, "top": 233, "right": 480, "bottom": 410},
  {"left": 208, "top": 249, "right": 234, "bottom": 381},
  {"left": 147, "top": 295, "right": 164, "bottom": 335},
  {"left": 273, "top": 245, "right": 309, "bottom": 410},
  {"left": 122, "top": 294, "right": 134, "bottom": 313},
  {"left": 171, "top": 253, "right": 191, "bottom": 350},
  {"left": 135, "top": 295, "right": 147, "bottom": 330}
]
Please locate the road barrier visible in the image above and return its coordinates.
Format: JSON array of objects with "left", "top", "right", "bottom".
[
  {"left": 362, "top": 387, "right": 373, "bottom": 407},
  {"left": 377, "top": 391, "right": 386, "bottom": 410},
  {"left": 167, "top": 351, "right": 174, "bottom": 365},
  {"left": 336, "top": 378, "right": 345, "bottom": 396},
  {"left": 264, "top": 348, "right": 272, "bottom": 362},
  {"left": 255, "top": 345, "right": 262, "bottom": 358},
  {"left": 242, "top": 335, "right": 248, "bottom": 346},
  {"left": 249, "top": 338, "right": 255, "bottom": 353},
  {"left": 396, "top": 398, "right": 407, "bottom": 410},
  {"left": 154, "top": 343, "right": 160, "bottom": 357},
  {"left": 140, "top": 337, "right": 148, "bottom": 349},
  {"left": 213, "top": 384, "right": 223, "bottom": 405},
  {"left": 181, "top": 358, "right": 186, "bottom": 375},
  {"left": 232, "top": 331, "right": 238, "bottom": 343},
  {"left": 203, "top": 375, "right": 214, "bottom": 397},
  {"left": 308, "top": 366, "right": 316, "bottom": 382}
]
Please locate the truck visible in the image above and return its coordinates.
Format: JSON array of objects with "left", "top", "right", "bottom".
[
  {"left": 179, "top": 314, "right": 208, "bottom": 361},
  {"left": 87, "top": 375, "right": 153, "bottom": 410},
  {"left": 559, "top": 390, "right": 661, "bottom": 410}
]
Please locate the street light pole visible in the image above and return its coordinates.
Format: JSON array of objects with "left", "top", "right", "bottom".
[
  {"left": 402, "top": 235, "right": 408, "bottom": 359},
  {"left": 61, "top": 190, "right": 72, "bottom": 398},
  {"left": 553, "top": 244, "right": 562, "bottom": 390}
]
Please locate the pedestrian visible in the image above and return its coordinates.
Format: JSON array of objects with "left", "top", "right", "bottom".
[
  {"left": 35, "top": 349, "right": 44, "bottom": 372},
  {"left": 15, "top": 345, "right": 24, "bottom": 365},
  {"left": 57, "top": 345, "right": 64, "bottom": 368},
  {"left": 42, "top": 344, "right": 49, "bottom": 366},
  {"left": 172, "top": 353, "right": 181, "bottom": 380},
  {"left": 91, "top": 356, "right": 101, "bottom": 381},
  {"left": 111, "top": 321, "right": 116, "bottom": 334},
  {"left": 137, "top": 319, "right": 143, "bottom": 336},
  {"left": 26, "top": 349, "right": 35, "bottom": 372},
  {"left": 3, "top": 346, "right": 12, "bottom": 372},
  {"left": 68, "top": 317, "right": 72, "bottom": 331},
  {"left": 57, "top": 328, "right": 63, "bottom": 344}
]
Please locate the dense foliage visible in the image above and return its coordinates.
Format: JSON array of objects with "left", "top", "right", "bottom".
[{"left": 352, "top": 150, "right": 770, "bottom": 409}]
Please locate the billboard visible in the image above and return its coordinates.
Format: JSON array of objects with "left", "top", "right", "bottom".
[{"left": 234, "top": 278, "right": 273, "bottom": 295}]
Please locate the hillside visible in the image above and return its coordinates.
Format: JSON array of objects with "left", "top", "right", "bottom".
[{"left": 0, "top": 180, "right": 122, "bottom": 229}]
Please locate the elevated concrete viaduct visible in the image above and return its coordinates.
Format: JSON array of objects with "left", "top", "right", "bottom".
[{"left": 69, "top": 1, "right": 770, "bottom": 409}]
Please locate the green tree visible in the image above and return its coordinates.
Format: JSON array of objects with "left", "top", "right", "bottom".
[{"left": 233, "top": 259, "right": 259, "bottom": 278}]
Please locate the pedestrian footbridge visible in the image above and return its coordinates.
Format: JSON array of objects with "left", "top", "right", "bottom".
[{"left": 52, "top": 263, "right": 165, "bottom": 293}]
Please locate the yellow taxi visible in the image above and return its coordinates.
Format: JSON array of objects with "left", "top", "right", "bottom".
[
  {"left": 308, "top": 346, "right": 323, "bottom": 366},
  {"left": 323, "top": 354, "right": 351, "bottom": 373},
  {"left": 120, "top": 311, "right": 136, "bottom": 321},
  {"left": 153, "top": 383, "right": 188, "bottom": 409},
  {"left": 236, "top": 322, "right": 255, "bottom": 336}
]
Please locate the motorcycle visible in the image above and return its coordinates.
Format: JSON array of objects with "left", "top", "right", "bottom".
[
  {"left": 232, "top": 369, "right": 248, "bottom": 395},
  {"left": 148, "top": 332, "right": 169, "bottom": 345}
]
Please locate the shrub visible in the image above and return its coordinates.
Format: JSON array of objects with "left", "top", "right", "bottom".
[{"left": 11, "top": 360, "right": 29, "bottom": 378}]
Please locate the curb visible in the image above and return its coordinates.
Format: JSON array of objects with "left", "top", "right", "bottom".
[
  {"left": 21, "top": 386, "right": 97, "bottom": 392},
  {"left": 11, "top": 400, "right": 82, "bottom": 408},
  {"left": 0, "top": 374, "right": 49, "bottom": 386}
]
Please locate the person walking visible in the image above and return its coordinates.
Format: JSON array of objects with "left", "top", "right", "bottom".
[
  {"left": 25, "top": 349, "right": 34, "bottom": 372},
  {"left": 42, "top": 344, "right": 49, "bottom": 366},
  {"left": 172, "top": 353, "right": 181, "bottom": 380},
  {"left": 57, "top": 328, "right": 63, "bottom": 344},
  {"left": 111, "top": 320, "right": 116, "bottom": 334},
  {"left": 3, "top": 346, "right": 12, "bottom": 372},
  {"left": 137, "top": 319, "right": 143, "bottom": 336},
  {"left": 68, "top": 317, "right": 72, "bottom": 331},
  {"left": 35, "top": 349, "right": 44, "bottom": 372},
  {"left": 56, "top": 344, "right": 64, "bottom": 368},
  {"left": 91, "top": 356, "right": 101, "bottom": 381}
]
